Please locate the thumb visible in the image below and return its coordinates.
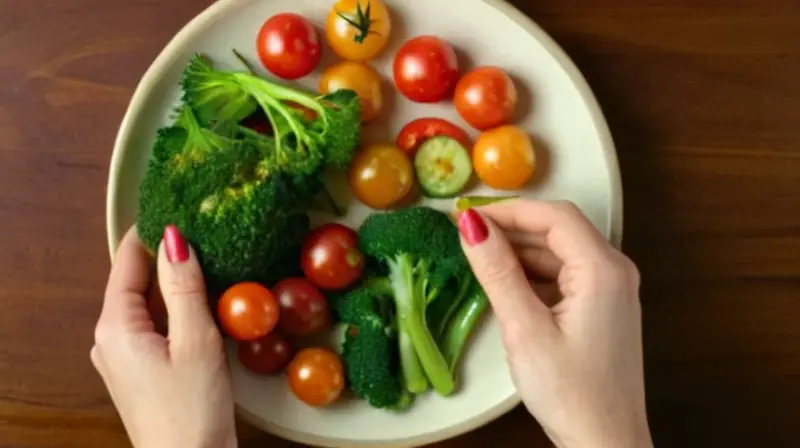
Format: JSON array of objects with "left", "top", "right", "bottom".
[
  {"left": 157, "top": 225, "right": 219, "bottom": 353},
  {"left": 458, "top": 209, "right": 556, "bottom": 339}
]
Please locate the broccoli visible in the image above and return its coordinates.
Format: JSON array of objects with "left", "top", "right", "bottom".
[
  {"left": 440, "top": 277, "right": 490, "bottom": 374},
  {"left": 181, "top": 53, "right": 361, "bottom": 171},
  {"left": 331, "top": 278, "right": 415, "bottom": 409},
  {"left": 357, "top": 207, "right": 471, "bottom": 397}
]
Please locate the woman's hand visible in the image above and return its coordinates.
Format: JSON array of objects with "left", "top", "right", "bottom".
[
  {"left": 91, "top": 226, "right": 236, "bottom": 448},
  {"left": 458, "top": 200, "right": 652, "bottom": 448}
]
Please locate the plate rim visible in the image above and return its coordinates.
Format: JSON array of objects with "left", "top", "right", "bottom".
[{"left": 105, "top": 0, "right": 624, "bottom": 445}]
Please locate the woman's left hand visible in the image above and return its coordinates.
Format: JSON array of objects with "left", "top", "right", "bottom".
[{"left": 91, "top": 225, "right": 237, "bottom": 448}]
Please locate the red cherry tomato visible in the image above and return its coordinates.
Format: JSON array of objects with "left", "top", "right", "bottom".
[
  {"left": 238, "top": 332, "right": 294, "bottom": 375},
  {"left": 218, "top": 282, "right": 280, "bottom": 341},
  {"left": 393, "top": 36, "right": 459, "bottom": 103},
  {"left": 454, "top": 66, "right": 518, "bottom": 130},
  {"left": 257, "top": 13, "right": 321, "bottom": 80},
  {"left": 301, "top": 223, "right": 365, "bottom": 290},
  {"left": 396, "top": 117, "right": 472, "bottom": 156},
  {"left": 287, "top": 347, "right": 345, "bottom": 407},
  {"left": 273, "top": 278, "right": 331, "bottom": 337}
]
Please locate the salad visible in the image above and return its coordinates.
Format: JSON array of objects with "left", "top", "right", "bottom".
[{"left": 137, "top": 0, "right": 538, "bottom": 411}]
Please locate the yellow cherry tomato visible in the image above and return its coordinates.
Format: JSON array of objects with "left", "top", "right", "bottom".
[
  {"left": 325, "top": 0, "right": 391, "bottom": 61},
  {"left": 348, "top": 143, "right": 414, "bottom": 209},
  {"left": 473, "top": 125, "right": 536, "bottom": 190},
  {"left": 319, "top": 61, "right": 383, "bottom": 122}
]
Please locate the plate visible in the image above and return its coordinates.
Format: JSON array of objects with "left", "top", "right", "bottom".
[{"left": 106, "top": 0, "right": 623, "bottom": 446}]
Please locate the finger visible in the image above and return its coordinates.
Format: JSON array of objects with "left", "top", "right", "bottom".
[
  {"left": 505, "top": 231, "right": 547, "bottom": 248},
  {"left": 458, "top": 209, "right": 557, "bottom": 339},
  {"left": 478, "top": 199, "right": 612, "bottom": 262},
  {"left": 96, "top": 227, "right": 154, "bottom": 340},
  {"left": 516, "top": 247, "right": 562, "bottom": 281},
  {"left": 157, "top": 225, "right": 219, "bottom": 354}
]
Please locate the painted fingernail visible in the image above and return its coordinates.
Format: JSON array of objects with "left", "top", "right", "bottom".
[
  {"left": 458, "top": 209, "right": 489, "bottom": 246},
  {"left": 164, "top": 225, "right": 189, "bottom": 263}
]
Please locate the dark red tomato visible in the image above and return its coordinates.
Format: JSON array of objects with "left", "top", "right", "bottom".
[
  {"left": 257, "top": 13, "right": 322, "bottom": 80},
  {"left": 238, "top": 332, "right": 294, "bottom": 375},
  {"left": 273, "top": 278, "right": 331, "bottom": 336},
  {"left": 393, "top": 36, "right": 459, "bottom": 103},
  {"left": 454, "top": 66, "right": 518, "bottom": 130},
  {"left": 218, "top": 282, "right": 280, "bottom": 341},
  {"left": 241, "top": 111, "right": 272, "bottom": 135},
  {"left": 396, "top": 117, "right": 472, "bottom": 156},
  {"left": 301, "top": 223, "right": 364, "bottom": 290}
]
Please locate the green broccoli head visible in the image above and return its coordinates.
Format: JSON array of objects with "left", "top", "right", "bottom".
[
  {"left": 137, "top": 107, "right": 315, "bottom": 292},
  {"left": 332, "top": 280, "right": 411, "bottom": 409},
  {"left": 357, "top": 207, "right": 469, "bottom": 397},
  {"left": 181, "top": 53, "right": 361, "bottom": 172}
]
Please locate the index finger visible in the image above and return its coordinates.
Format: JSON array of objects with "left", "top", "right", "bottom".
[
  {"left": 98, "top": 227, "right": 152, "bottom": 330},
  {"left": 477, "top": 199, "right": 612, "bottom": 262}
]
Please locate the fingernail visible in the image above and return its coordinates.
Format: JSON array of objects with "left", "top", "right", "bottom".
[
  {"left": 458, "top": 209, "right": 489, "bottom": 245},
  {"left": 164, "top": 225, "right": 189, "bottom": 263}
]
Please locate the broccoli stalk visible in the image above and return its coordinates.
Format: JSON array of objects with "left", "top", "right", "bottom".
[{"left": 441, "top": 283, "right": 490, "bottom": 373}]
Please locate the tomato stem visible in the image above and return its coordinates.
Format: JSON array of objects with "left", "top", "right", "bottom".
[{"left": 336, "top": 0, "right": 382, "bottom": 44}]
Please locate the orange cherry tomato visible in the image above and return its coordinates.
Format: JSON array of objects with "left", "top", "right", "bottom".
[
  {"left": 286, "top": 347, "right": 345, "bottom": 407},
  {"left": 325, "top": 0, "right": 391, "bottom": 61},
  {"left": 348, "top": 143, "right": 414, "bottom": 209},
  {"left": 454, "top": 67, "right": 518, "bottom": 130},
  {"left": 319, "top": 61, "right": 383, "bottom": 122},
  {"left": 218, "top": 282, "right": 280, "bottom": 341},
  {"left": 473, "top": 125, "right": 536, "bottom": 190}
]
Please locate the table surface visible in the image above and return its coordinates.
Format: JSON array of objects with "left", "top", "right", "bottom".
[{"left": 1, "top": 0, "right": 799, "bottom": 446}]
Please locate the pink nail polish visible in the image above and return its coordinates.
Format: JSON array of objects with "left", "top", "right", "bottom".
[
  {"left": 458, "top": 209, "right": 489, "bottom": 245},
  {"left": 164, "top": 225, "right": 189, "bottom": 263}
]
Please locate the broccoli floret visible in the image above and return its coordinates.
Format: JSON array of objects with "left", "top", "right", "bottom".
[
  {"left": 137, "top": 106, "right": 315, "bottom": 292},
  {"left": 332, "top": 279, "right": 415, "bottom": 409},
  {"left": 358, "top": 207, "right": 468, "bottom": 396},
  {"left": 181, "top": 54, "right": 361, "bottom": 172}
]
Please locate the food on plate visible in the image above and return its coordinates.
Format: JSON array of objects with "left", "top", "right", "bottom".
[
  {"left": 348, "top": 143, "right": 414, "bottom": 209},
  {"left": 455, "top": 195, "right": 519, "bottom": 211},
  {"left": 326, "top": 0, "right": 392, "bottom": 61},
  {"left": 301, "top": 223, "right": 365, "bottom": 291},
  {"left": 393, "top": 36, "right": 460, "bottom": 103},
  {"left": 287, "top": 347, "right": 346, "bottom": 407},
  {"left": 273, "top": 278, "right": 332, "bottom": 336},
  {"left": 351, "top": 206, "right": 490, "bottom": 398},
  {"left": 319, "top": 61, "right": 384, "bottom": 122},
  {"left": 396, "top": 117, "right": 471, "bottom": 156},
  {"left": 257, "top": 13, "right": 321, "bottom": 80},
  {"left": 413, "top": 136, "right": 473, "bottom": 198},
  {"left": 454, "top": 66, "right": 518, "bottom": 130},
  {"left": 238, "top": 332, "right": 295, "bottom": 375},
  {"left": 136, "top": 54, "right": 362, "bottom": 291},
  {"left": 218, "top": 282, "right": 280, "bottom": 341},
  {"left": 330, "top": 278, "right": 413, "bottom": 409},
  {"left": 473, "top": 125, "right": 535, "bottom": 190}
]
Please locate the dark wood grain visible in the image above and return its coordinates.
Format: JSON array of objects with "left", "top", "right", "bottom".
[{"left": 0, "top": 0, "right": 798, "bottom": 446}]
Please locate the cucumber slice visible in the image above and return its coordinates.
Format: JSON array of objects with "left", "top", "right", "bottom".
[{"left": 414, "top": 136, "right": 473, "bottom": 198}]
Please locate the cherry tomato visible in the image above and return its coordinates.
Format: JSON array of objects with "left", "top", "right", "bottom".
[
  {"left": 319, "top": 61, "right": 383, "bottom": 122},
  {"left": 238, "top": 332, "right": 294, "bottom": 375},
  {"left": 301, "top": 223, "right": 364, "bottom": 290},
  {"left": 287, "top": 347, "right": 345, "bottom": 407},
  {"left": 348, "top": 143, "right": 414, "bottom": 209},
  {"left": 273, "top": 278, "right": 331, "bottom": 336},
  {"left": 218, "top": 282, "right": 280, "bottom": 341},
  {"left": 454, "top": 67, "right": 518, "bottom": 130},
  {"left": 326, "top": 0, "right": 391, "bottom": 61},
  {"left": 257, "top": 13, "right": 321, "bottom": 80},
  {"left": 473, "top": 125, "right": 536, "bottom": 190},
  {"left": 393, "top": 36, "right": 459, "bottom": 103},
  {"left": 396, "top": 117, "right": 472, "bottom": 156}
]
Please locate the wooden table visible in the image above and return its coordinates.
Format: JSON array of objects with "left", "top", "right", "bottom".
[{"left": 1, "top": 0, "right": 798, "bottom": 446}]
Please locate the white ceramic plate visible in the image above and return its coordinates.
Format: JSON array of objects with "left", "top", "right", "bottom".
[{"left": 106, "top": 0, "right": 622, "bottom": 446}]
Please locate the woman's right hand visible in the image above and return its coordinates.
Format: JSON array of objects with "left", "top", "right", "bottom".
[{"left": 457, "top": 200, "right": 652, "bottom": 448}]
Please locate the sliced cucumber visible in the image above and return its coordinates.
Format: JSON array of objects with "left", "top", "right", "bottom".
[{"left": 414, "top": 136, "right": 473, "bottom": 198}]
